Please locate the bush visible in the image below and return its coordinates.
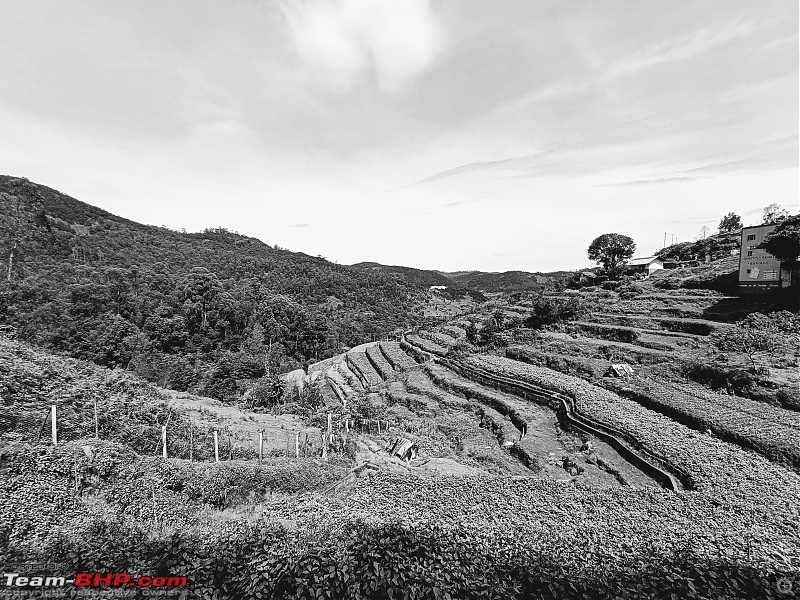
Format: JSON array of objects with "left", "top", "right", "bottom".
[
  {"left": 618, "top": 283, "right": 645, "bottom": 300},
  {"left": 524, "top": 296, "right": 587, "bottom": 329},
  {"left": 679, "top": 360, "right": 756, "bottom": 394},
  {"left": 577, "top": 323, "right": 639, "bottom": 344},
  {"left": 248, "top": 374, "right": 285, "bottom": 408}
]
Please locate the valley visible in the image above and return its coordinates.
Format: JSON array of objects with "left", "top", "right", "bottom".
[{"left": 0, "top": 177, "right": 798, "bottom": 599}]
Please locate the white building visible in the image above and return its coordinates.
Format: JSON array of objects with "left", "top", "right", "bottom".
[{"left": 627, "top": 256, "right": 664, "bottom": 277}]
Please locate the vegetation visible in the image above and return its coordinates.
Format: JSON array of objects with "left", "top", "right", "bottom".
[
  {"left": 758, "top": 214, "right": 800, "bottom": 263},
  {"left": 0, "top": 176, "right": 426, "bottom": 401},
  {"left": 762, "top": 202, "right": 790, "bottom": 225},
  {"left": 2, "top": 176, "right": 799, "bottom": 598},
  {"left": 523, "top": 295, "right": 587, "bottom": 329},
  {"left": 710, "top": 312, "right": 797, "bottom": 373},
  {"left": 587, "top": 233, "right": 636, "bottom": 279},
  {"left": 718, "top": 212, "right": 742, "bottom": 233}
]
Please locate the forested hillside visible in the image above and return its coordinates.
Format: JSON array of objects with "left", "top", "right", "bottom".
[
  {"left": 441, "top": 269, "right": 574, "bottom": 293},
  {"left": 353, "top": 262, "right": 485, "bottom": 301},
  {"left": 0, "top": 176, "right": 425, "bottom": 399}
]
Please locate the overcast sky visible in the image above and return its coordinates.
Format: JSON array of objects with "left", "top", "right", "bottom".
[{"left": 0, "top": 0, "right": 797, "bottom": 272}]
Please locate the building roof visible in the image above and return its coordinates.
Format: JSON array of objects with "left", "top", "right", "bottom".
[{"left": 628, "top": 256, "right": 663, "bottom": 267}]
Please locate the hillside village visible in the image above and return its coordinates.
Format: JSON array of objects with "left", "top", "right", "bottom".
[{"left": 1, "top": 177, "right": 799, "bottom": 598}]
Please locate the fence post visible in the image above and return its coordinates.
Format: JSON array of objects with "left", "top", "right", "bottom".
[
  {"left": 213, "top": 431, "right": 219, "bottom": 463},
  {"left": 259, "top": 431, "right": 263, "bottom": 463},
  {"left": 51, "top": 405, "right": 57, "bottom": 446},
  {"left": 345, "top": 419, "right": 349, "bottom": 433},
  {"left": 189, "top": 427, "right": 193, "bottom": 463},
  {"left": 228, "top": 431, "right": 232, "bottom": 461},
  {"left": 377, "top": 419, "right": 381, "bottom": 435},
  {"left": 321, "top": 431, "right": 327, "bottom": 460},
  {"left": 295, "top": 431, "right": 300, "bottom": 459},
  {"left": 93, "top": 398, "right": 99, "bottom": 439},
  {"left": 73, "top": 445, "right": 79, "bottom": 495},
  {"left": 162, "top": 425, "right": 167, "bottom": 459}
]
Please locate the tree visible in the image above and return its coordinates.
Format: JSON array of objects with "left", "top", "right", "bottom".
[
  {"left": 711, "top": 313, "right": 791, "bottom": 373},
  {"left": 464, "top": 322, "right": 478, "bottom": 344},
  {"left": 524, "top": 295, "right": 587, "bottom": 329},
  {"left": 763, "top": 203, "right": 789, "bottom": 225},
  {"left": 718, "top": 212, "right": 742, "bottom": 233},
  {"left": 698, "top": 225, "right": 710, "bottom": 240},
  {"left": 0, "top": 188, "right": 44, "bottom": 284},
  {"left": 491, "top": 308, "right": 505, "bottom": 330},
  {"left": 587, "top": 233, "right": 636, "bottom": 278},
  {"left": 758, "top": 214, "right": 800, "bottom": 263}
]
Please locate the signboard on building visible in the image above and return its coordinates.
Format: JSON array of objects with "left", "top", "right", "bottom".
[{"left": 738, "top": 224, "right": 781, "bottom": 290}]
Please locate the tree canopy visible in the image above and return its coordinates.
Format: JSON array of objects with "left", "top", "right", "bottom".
[
  {"left": 758, "top": 214, "right": 800, "bottom": 264},
  {"left": 718, "top": 212, "right": 742, "bottom": 233},
  {"left": 587, "top": 233, "right": 636, "bottom": 278},
  {"left": 762, "top": 203, "right": 789, "bottom": 225}
]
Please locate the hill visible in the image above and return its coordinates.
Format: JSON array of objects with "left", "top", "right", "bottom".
[
  {"left": 440, "top": 269, "right": 574, "bottom": 292},
  {"left": 352, "top": 262, "right": 485, "bottom": 301},
  {"left": 0, "top": 175, "right": 428, "bottom": 398}
]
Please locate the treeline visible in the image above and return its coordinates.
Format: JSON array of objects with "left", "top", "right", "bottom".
[{"left": 0, "top": 176, "right": 423, "bottom": 400}]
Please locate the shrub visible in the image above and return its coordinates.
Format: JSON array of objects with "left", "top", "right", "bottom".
[
  {"left": 524, "top": 296, "right": 587, "bottom": 329},
  {"left": 577, "top": 323, "right": 639, "bottom": 344},
  {"left": 618, "top": 283, "right": 645, "bottom": 300},
  {"left": 248, "top": 374, "right": 285, "bottom": 408}
]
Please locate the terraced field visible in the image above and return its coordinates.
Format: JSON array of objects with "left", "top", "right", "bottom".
[
  {"left": 346, "top": 350, "right": 384, "bottom": 388},
  {"left": 4, "top": 276, "right": 798, "bottom": 598}
]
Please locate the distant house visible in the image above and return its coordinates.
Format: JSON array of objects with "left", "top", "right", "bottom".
[
  {"left": 578, "top": 270, "right": 597, "bottom": 284},
  {"left": 626, "top": 256, "right": 664, "bottom": 277},
  {"left": 429, "top": 285, "right": 447, "bottom": 291}
]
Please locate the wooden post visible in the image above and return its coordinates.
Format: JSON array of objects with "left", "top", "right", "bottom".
[
  {"left": 295, "top": 431, "right": 300, "bottom": 458},
  {"left": 302, "top": 432, "right": 308, "bottom": 458},
  {"left": 213, "top": 431, "right": 219, "bottom": 463},
  {"left": 162, "top": 425, "right": 167, "bottom": 459},
  {"left": 344, "top": 419, "right": 349, "bottom": 433},
  {"left": 228, "top": 431, "right": 232, "bottom": 461},
  {"left": 259, "top": 431, "right": 263, "bottom": 463},
  {"left": 51, "top": 405, "right": 57, "bottom": 446},
  {"left": 35, "top": 409, "right": 50, "bottom": 444},
  {"left": 327, "top": 413, "right": 332, "bottom": 444},
  {"left": 93, "top": 398, "right": 99, "bottom": 439},
  {"left": 189, "top": 426, "right": 193, "bottom": 463},
  {"left": 377, "top": 419, "right": 381, "bottom": 435},
  {"left": 321, "top": 431, "right": 327, "bottom": 460}
]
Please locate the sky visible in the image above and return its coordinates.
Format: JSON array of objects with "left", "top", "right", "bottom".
[{"left": 0, "top": 0, "right": 797, "bottom": 272}]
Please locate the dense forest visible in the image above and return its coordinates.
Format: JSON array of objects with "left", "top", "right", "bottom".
[{"left": 0, "top": 175, "right": 426, "bottom": 399}]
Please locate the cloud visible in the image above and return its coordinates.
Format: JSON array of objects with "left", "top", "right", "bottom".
[
  {"left": 281, "top": 0, "right": 445, "bottom": 92},
  {"left": 607, "top": 18, "right": 758, "bottom": 77},
  {"left": 408, "top": 157, "right": 525, "bottom": 188},
  {"left": 440, "top": 196, "right": 490, "bottom": 207},
  {"left": 602, "top": 175, "right": 702, "bottom": 187}
]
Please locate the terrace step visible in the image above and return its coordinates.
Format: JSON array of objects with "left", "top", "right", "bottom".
[{"left": 416, "top": 346, "right": 685, "bottom": 492}]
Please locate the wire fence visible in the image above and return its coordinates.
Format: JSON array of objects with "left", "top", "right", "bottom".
[{"left": 4, "top": 398, "right": 395, "bottom": 463}]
